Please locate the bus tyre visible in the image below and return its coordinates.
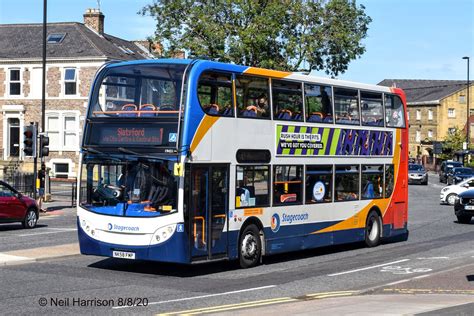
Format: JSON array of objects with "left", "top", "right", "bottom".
[
  {"left": 365, "top": 211, "right": 381, "bottom": 247},
  {"left": 457, "top": 215, "right": 472, "bottom": 224},
  {"left": 239, "top": 224, "right": 261, "bottom": 268}
]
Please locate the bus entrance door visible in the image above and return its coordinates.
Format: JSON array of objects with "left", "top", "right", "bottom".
[{"left": 190, "top": 165, "right": 229, "bottom": 260}]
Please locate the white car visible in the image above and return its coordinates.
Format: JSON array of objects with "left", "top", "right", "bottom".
[{"left": 440, "top": 177, "right": 474, "bottom": 205}]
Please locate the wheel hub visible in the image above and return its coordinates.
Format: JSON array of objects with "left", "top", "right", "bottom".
[{"left": 241, "top": 234, "right": 257, "bottom": 259}]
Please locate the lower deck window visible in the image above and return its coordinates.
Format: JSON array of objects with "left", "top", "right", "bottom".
[
  {"left": 306, "top": 165, "right": 332, "bottom": 203},
  {"left": 236, "top": 165, "right": 269, "bottom": 208},
  {"left": 335, "top": 165, "right": 359, "bottom": 201},
  {"left": 273, "top": 165, "right": 303, "bottom": 205},
  {"left": 361, "top": 165, "right": 383, "bottom": 199}
]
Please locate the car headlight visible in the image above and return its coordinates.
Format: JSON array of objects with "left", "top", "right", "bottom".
[{"left": 151, "top": 224, "right": 176, "bottom": 245}]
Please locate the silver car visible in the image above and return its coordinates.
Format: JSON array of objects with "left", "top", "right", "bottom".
[{"left": 408, "top": 163, "right": 428, "bottom": 185}]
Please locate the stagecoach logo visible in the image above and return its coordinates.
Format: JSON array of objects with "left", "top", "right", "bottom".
[
  {"left": 271, "top": 213, "right": 280, "bottom": 233},
  {"left": 107, "top": 223, "right": 139, "bottom": 232}
]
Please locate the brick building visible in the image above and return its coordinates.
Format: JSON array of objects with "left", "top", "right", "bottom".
[{"left": 0, "top": 8, "right": 157, "bottom": 178}]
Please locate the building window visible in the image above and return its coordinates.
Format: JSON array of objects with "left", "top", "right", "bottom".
[
  {"left": 448, "top": 128, "right": 456, "bottom": 135},
  {"left": 460, "top": 95, "right": 466, "bottom": 104},
  {"left": 46, "top": 111, "right": 79, "bottom": 151},
  {"left": 47, "top": 33, "right": 66, "bottom": 44},
  {"left": 448, "top": 108, "right": 455, "bottom": 118},
  {"left": 235, "top": 165, "right": 270, "bottom": 208},
  {"left": 416, "top": 130, "right": 421, "bottom": 142},
  {"left": 9, "top": 69, "right": 21, "bottom": 95},
  {"left": 416, "top": 109, "right": 421, "bottom": 120},
  {"left": 407, "top": 111, "right": 410, "bottom": 121},
  {"left": 64, "top": 68, "right": 77, "bottom": 95},
  {"left": 428, "top": 130, "right": 433, "bottom": 138},
  {"left": 428, "top": 109, "right": 433, "bottom": 120}
]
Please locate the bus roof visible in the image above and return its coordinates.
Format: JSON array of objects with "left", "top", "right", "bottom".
[{"left": 104, "top": 59, "right": 394, "bottom": 94}]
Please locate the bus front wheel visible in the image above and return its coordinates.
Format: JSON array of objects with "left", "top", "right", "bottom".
[
  {"left": 365, "top": 211, "right": 382, "bottom": 247},
  {"left": 239, "top": 224, "right": 261, "bottom": 268}
]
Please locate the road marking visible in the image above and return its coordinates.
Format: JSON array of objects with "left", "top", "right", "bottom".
[
  {"left": 158, "top": 297, "right": 297, "bottom": 315},
  {"left": 380, "top": 266, "right": 432, "bottom": 275},
  {"left": 18, "top": 229, "right": 76, "bottom": 237},
  {"left": 158, "top": 290, "right": 359, "bottom": 315},
  {"left": 113, "top": 285, "right": 276, "bottom": 309},
  {"left": 327, "top": 259, "right": 410, "bottom": 276},
  {"left": 417, "top": 257, "right": 449, "bottom": 260}
]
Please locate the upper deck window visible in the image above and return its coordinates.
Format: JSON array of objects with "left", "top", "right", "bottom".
[
  {"left": 272, "top": 80, "right": 303, "bottom": 121},
  {"left": 385, "top": 94, "right": 406, "bottom": 128},
  {"left": 198, "top": 71, "right": 233, "bottom": 116},
  {"left": 235, "top": 75, "right": 270, "bottom": 119},
  {"left": 305, "top": 84, "right": 333, "bottom": 123},
  {"left": 90, "top": 64, "right": 185, "bottom": 118},
  {"left": 361, "top": 91, "right": 383, "bottom": 127},
  {"left": 334, "top": 88, "right": 360, "bottom": 125}
]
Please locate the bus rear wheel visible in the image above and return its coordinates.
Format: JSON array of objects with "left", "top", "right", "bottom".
[
  {"left": 239, "top": 224, "right": 261, "bottom": 268},
  {"left": 365, "top": 211, "right": 381, "bottom": 247}
]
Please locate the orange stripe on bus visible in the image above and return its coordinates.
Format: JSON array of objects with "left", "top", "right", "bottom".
[
  {"left": 190, "top": 116, "right": 220, "bottom": 153},
  {"left": 244, "top": 67, "right": 291, "bottom": 78},
  {"left": 311, "top": 129, "right": 403, "bottom": 234}
]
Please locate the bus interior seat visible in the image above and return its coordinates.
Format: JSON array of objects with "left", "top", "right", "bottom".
[
  {"left": 323, "top": 114, "right": 333, "bottom": 123},
  {"left": 139, "top": 104, "right": 157, "bottom": 117},
  {"left": 277, "top": 109, "right": 292, "bottom": 120},
  {"left": 292, "top": 112, "right": 302, "bottom": 120},
  {"left": 222, "top": 106, "right": 234, "bottom": 116},
  {"left": 308, "top": 112, "right": 323, "bottom": 122},
  {"left": 205, "top": 104, "right": 220, "bottom": 115},
  {"left": 363, "top": 182, "right": 375, "bottom": 199},
  {"left": 120, "top": 104, "right": 138, "bottom": 117},
  {"left": 241, "top": 108, "right": 257, "bottom": 117}
]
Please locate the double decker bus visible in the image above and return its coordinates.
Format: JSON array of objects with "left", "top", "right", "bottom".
[{"left": 78, "top": 59, "right": 408, "bottom": 268}]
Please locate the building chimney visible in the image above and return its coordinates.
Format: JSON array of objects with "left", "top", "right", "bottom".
[{"left": 83, "top": 8, "right": 104, "bottom": 34}]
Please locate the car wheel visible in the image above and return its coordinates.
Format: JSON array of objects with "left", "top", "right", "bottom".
[
  {"left": 22, "top": 208, "right": 38, "bottom": 229},
  {"left": 365, "top": 210, "right": 382, "bottom": 247},
  {"left": 456, "top": 215, "right": 472, "bottom": 224},
  {"left": 446, "top": 193, "right": 458, "bottom": 205},
  {"left": 239, "top": 224, "right": 262, "bottom": 268}
]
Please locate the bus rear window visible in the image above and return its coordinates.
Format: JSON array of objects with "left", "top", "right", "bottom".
[{"left": 385, "top": 95, "right": 405, "bottom": 128}]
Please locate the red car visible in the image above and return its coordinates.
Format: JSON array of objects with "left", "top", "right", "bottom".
[{"left": 0, "top": 180, "right": 39, "bottom": 228}]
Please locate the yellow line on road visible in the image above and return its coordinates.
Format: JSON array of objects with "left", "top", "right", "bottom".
[
  {"left": 158, "top": 297, "right": 297, "bottom": 315},
  {"left": 159, "top": 290, "right": 360, "bottom": 315}
]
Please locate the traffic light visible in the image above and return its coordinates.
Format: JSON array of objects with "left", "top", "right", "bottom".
[
  {"left": 39, "top": 135, "right": 49, "bottom": 157},
  {"left": 23, "top": 124, "right": 37, "bottom": 157}
]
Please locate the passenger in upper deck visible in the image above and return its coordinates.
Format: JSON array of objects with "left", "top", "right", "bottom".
[{"left": 246, "top": 94, "right": 268, "bottom": 117}]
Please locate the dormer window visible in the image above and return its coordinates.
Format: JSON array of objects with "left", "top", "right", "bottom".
[{"left": 47, "top": 33, "right": 66, "bottom": 44}]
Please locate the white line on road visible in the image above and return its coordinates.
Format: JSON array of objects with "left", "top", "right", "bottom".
[
  {"left": 112, "top": 285, "right": 276, "bottom": 309},
  {"left": 417, "top": 257, "right": 449, "bottom": 260},
  {"left": 18, "top": 229, "right": 76, "bottom": 237},
  {"left": 327, "top": 259, "right": 410, "bottom": 277}
]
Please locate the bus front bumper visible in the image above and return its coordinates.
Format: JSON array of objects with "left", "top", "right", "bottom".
[{"left": 77, "top": 218, "right": 190, "bottom": 264}]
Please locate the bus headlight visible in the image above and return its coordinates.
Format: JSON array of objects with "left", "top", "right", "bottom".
[
  {"left": 151, "top": 224, "right": 176, "bottom": 245},
  {"left": 79, "top": 217, "right": 99, "bottom": 238}
]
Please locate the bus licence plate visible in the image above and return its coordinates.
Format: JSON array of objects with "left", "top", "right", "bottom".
[
  {"left": 112, "top": 251, "right": 136, "bottom": 260},
  {"left": 465, "top": 205, "right": 474, "bottom": 210}
]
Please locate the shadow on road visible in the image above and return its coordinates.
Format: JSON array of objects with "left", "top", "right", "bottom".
[
  {"left": 87, "top": 236, "right": 408, "bottom": 278},
  {"left": 0, "top": 223, "right": 49, "bottom": 232}
]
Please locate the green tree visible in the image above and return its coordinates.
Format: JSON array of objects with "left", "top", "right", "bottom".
[
  {"left": 140, "top": 0, "right": 372, "bottom": 76},
  {"left": 439, "top": 127, "right": 465, "bottom": 160}
]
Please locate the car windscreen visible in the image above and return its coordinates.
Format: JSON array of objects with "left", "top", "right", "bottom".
[{"left": 408, "top": 164, "right": 423, "bottom": 171}]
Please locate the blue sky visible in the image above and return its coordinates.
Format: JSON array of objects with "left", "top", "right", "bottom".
[{"left": 0, "top": 0, "right": 472, "bottom": 84}]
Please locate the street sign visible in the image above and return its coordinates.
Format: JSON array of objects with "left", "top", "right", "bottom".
[{"left": 433, "top": 141, "right": 443, "bottom": 154}]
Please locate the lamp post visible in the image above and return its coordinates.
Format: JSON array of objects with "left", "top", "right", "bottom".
[{"left": 463, "top": 56, "right": 470, "bottom": 149}]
